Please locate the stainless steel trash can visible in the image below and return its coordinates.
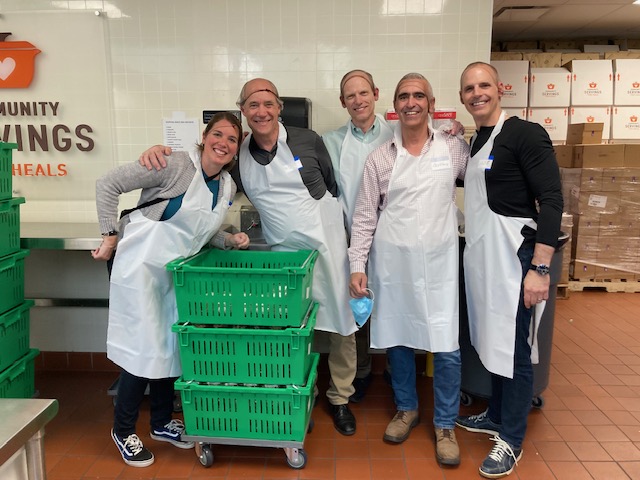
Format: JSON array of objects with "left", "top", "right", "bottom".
[{"left": 458, "top": 233, "right": 569, "bottom": 408}]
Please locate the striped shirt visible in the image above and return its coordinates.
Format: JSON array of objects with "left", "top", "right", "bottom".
[{"left": 348, "top": 129, "right": 469, "bottom": 273}]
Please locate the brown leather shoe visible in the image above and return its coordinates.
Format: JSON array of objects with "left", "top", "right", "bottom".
[
  {"left": 435, "top": 427, "right": 460, "bottom": 466},
  {"left": 383, "top": 410, "right": 419, "bottom": 444}
]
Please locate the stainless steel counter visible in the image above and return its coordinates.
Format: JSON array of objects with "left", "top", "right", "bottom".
[
  {"left": 20, "top": 223, "right": 101, "bottom": 251},
  {"left": 0, "top": 399, "right": 58, "bottom": 479}
]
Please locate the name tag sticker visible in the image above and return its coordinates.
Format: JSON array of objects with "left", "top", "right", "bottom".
[
  {"left": 478, "top": 158, "right": 493, "bottom": 170},
  {"left": 431, "top": 158, "right": 451, "bottom": 170},
  {"left": 293, "top": 156, "right": 303, "bottom": 170}
]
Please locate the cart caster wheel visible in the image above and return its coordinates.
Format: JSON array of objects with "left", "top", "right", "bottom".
[
  {"left": 198, "top": 444, "right": 214, "bottom": 467},
  {"left": 460, "top": 391, "right": 473, "bottom": 407},
  {"left": 286, "top": 448, "right": 307, "bottom": 469},
  {"left": 307, "top": 418, "right": 314, "bottom": 434},
  {"left": 531, "top": 396, "right": 544, "bottom": 409}
]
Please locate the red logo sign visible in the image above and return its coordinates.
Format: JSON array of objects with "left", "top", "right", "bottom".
[
  {"left": 547, "top": 83, "right": 555, "bottom": 90},
  {"left": 631, "top": 116, "right": 638, "bottom": 123},
  {"left": 589, "top": 82, "right": 597, "bottom": 89},
  {"left": 586, "top": 116, "right": 595, "bottom": 123},
  {"left": 633, "top": 82, "right": 640, "bottom": 89},
  {"left": 504, "top": 84, "right": 513, "bottom": 91},
  {"left": 0, "top": 32, "right": 40, "bottom": 88},
  {"left": 544, "top": 117, "right": 552, "bottom": 124}
]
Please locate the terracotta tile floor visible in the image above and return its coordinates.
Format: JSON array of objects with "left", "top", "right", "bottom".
[{"left": 38, "top": 290, "right": 640, "bottom": 479}]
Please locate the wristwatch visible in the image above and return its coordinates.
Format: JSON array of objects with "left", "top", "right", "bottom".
[
  {"left": 530, "top": 263, "right": 550, "bottom": 276},
  {"left": 102, "top": 230, "right": 118, "bottom": 237}
]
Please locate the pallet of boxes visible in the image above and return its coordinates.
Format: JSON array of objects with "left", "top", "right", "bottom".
[
  {"left": 0, "top": 143, "right": 38, "bottom": 398},
  {"left": 557, "top": 126, "right": 640, "bottom": 292},
  {"left": 167, "top": 248, "right": 320, "bottom": 469}
]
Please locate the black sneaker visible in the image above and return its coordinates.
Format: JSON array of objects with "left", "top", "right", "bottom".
[
  {"left": 479, "top": 435, "right": 522, "bottom": 478},
  {"left": 349, "top": 373, "right": 373, "bottom": 403},
  {"left": 150, "top": 419, "right": 194, "bottom": 449},
  {"left": 111, "top": 429, "right": 154, "bottom": 467}
]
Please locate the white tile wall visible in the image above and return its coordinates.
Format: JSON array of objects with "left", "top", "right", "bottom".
[{"left": 3, "top": 0, "right": 492, "bottom": 222}]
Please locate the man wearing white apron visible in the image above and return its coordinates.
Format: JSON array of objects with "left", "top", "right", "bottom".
[
  {"left": 236, "top": 78, "right": 359, "bottom": 437},
  {"left": 349, "top": 73, "right": 468, "bottom": 466},
  {"left": 456, "top": 62, "right": 563, "bottom": 479},
  {"left": 322, "top": 70, "right": 395, "bottom": 402},
  {"left": 93, "top": 114, "right": 249, "bottom": 467}
]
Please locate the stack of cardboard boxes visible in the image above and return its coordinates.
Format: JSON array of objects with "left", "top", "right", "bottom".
[
  {"left": 556, "top": 124, "right": 640, "bottom": 282},
  {"left": 489, "top": 55, "right": 640, "bottom": 143}
]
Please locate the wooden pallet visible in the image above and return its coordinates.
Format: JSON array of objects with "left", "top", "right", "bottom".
[
  {"left": 568, "top": 279, "right": 640, "bottom": 293},
  {"left": 556, "top": 284, "right": 570, "bottom": 299}
]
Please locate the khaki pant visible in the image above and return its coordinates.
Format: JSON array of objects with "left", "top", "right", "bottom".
[{"left": 314, "top": 330, "right": 356, "bottom": 405}]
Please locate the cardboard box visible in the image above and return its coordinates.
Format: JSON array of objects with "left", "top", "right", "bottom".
[
  {"left": 576, "top": 215, "right": 600, "bottom": 237},
  {"left": 561, "top": 53, "right": 600, "bottom": 65},
  {"left": 576, "top": 191, "right": 621, "bottom": 215},
  {"left": 576, "top": 168, "right": 603, "bottom": 192},
  {"left": 527, "top": 108, "right": 569, "bottom": 142},
  {"left": 491, "top": 61, "right": 529, "bottom": 108},
  {"left": 528, "top": 68, "right": 571, "bottom": 107},
  {"left": 565, "top": 60, "right": 614, "bottom": 106},
  {"left": 554, "top": 145, "right": 573, "bottom": 167},
  {"left": 611, "top": 106, "right": 640, "bottom": 140},
  {"left": 574, "top": 235, "right": 600, "bottom": 261},
  {"left": 503, "top": 108, "right": 527, "bottom": 120},
  {"left": 601, "top": 168, "right": 625, "bottom": 192},
  {"left": 606, "top": 52, "right": 640, "bottom": 60},
  {"left": 566, "top": 122, "right": 604, "bottom": 144},
  {"left": 490, "top": 52, "right": 523, "bottom": 61},
  {"left": 524, "top": 53, "right": 562, "bottom": 68},
  {"left": 503, "top": 41, "right": 539, "bottom": 51},
  {"left": 571, "top": 260, "right": 595, "bottom": 280},
  {"left": 542, "top": 40, "right": 580, "bottom": 51},
  {"left": 612, "top": 59, "right": 640, "bottom": 105},
  {"left": 625, "top": 144, "right": 640, "bottom": 167},
  {"left": 584, "top": 44, "right": 620, "bottom": 57},
  {"left": 569, "top": 109, "right": 611, "bottom": 141},
  {"left": 573, "top": 144, "right": 625, "bottom": 167}
]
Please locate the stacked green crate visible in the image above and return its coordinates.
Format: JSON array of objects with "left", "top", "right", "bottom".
[
  {"left": 0, "top": 143, "right": 38, "bottom": 399},
  {"left": 168, "top": 248, "right": 319, "bottom": 443}
]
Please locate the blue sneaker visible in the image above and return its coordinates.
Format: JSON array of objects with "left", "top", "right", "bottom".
[
  {"left": 111, "top": 429, "right": 154, "bottom": 467},
  {"left": 455, "top": 409, "right": 501, "bottom": 435},
  {"left": 150, "top": 419, "right": 194, "bottom": 449},
  {"left": 479, "top": 436, "right": 522, "bottom": 478}
]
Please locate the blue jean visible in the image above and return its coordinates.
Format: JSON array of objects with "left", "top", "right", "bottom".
[
  {"left": 487, "top": 246, "right": 535, "bottom": 450},
  {"left": 387, "top": 346, "right": 461, "bottom": 429},
  {"left": 113, "top": 369, "right": 175, "bottom": 437}
]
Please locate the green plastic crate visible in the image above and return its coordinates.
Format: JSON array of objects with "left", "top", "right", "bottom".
[
  {"left": 0, "top": 143, "right": 17, "bottom": 201},
  {"left": 176, "top": 353, "right": 318, "bottom": 442},
  {"left": 0, "top": 250, "right": 29, "bottom": 316},
  {"left": 0, "top": 300, "right": 33, "bottom": 372},
  {"left": 173, "top": 302, "right": 317, "bottom": 385},
  {"left": 167, "top": 249, "right": 318, "bottom": 327},
  {"left": 0, "top": 197, "right": 25, "bottom": 258},
  {"left": 0, "top": 349, "right": 39, "bottom": 399}
]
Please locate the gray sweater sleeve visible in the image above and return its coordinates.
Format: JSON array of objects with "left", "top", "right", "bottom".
[{"left": 95, "top": 152, "right": 194, "bottom": 235}]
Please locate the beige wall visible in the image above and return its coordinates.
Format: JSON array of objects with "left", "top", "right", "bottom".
[{"left": 3, "top": 0, "right": 492, "bottom": 223}]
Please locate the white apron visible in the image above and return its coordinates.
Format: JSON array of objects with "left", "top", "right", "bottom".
[
  {"left": 369, "top": 127, "right": 459, "bottom": 351},
  {"left": 239, "top": 123, "right": 356, "bottom": 336},
  {"left": 338, "top": 114, "right": 393, "bottom": 235},
  {"left": 463, "top": 112, "right": 544, "bottom": 379},
  {"left": 107, "top": 151, "right": 232, "bottom": 379}
]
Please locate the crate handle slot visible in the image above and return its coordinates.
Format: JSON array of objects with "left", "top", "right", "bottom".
[
  {"left": 0, "top": 256, "right": 18, "bottom": 272},
  {"left": 8, "top": 361, "right": 26, "bottom": 381},
  {"left": 2, "top": 308, "right": 21, "bottom": 330}
]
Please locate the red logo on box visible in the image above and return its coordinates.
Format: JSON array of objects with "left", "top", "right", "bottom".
[
  {"left": 547, "top": 83, "right": 555, "bottom": 90},
  {"left": 0, "top": 32, "right": 40, "bottom": 88},
  {"left": 631, "top": 116, "right": 638, "bottom": 123},
  {"left": 633, "top": 82, "right": 640, "bottom": 88},
  {"left": 589, "top": 82, "right": 597, "bottom": 89},
  {"left": 544, "top": 117, "right": 552, "bottom": 124},
  {"left": 586, "top": 116, "right": 595, "bottom": 123},
  {"left": 504, "top": 84, "right": 513, "bottom": 91}
]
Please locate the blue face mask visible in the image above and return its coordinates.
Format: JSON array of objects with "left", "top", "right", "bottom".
[{"left": 349, "top": 289, "right": 374, "bottom": 328}]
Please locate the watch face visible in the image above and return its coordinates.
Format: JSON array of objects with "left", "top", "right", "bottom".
[{"left": 536, "top": 264, "right": 550, "bottom": 275}]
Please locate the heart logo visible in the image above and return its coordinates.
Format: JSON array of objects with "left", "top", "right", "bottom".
[
  {"left": 0, "top": 57, "right": 16, "bottom": 81},
  {"left": 633, "top": 82, "right": 640, "bottom": 88},
  {"left": 504, "top": 84, "right": 512, "bottom": 91},
  {"left": 589, "top": 82, "right": 597, "bottom": 88},
  {"left": 547, "top": 83, "right": 555, "bottom": 90},
  {"left": 586, "top": 116, "right": 594, "bottom": 122},
  {"left": 544, "top": 117, "right": 552, "bottom": 124}
]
